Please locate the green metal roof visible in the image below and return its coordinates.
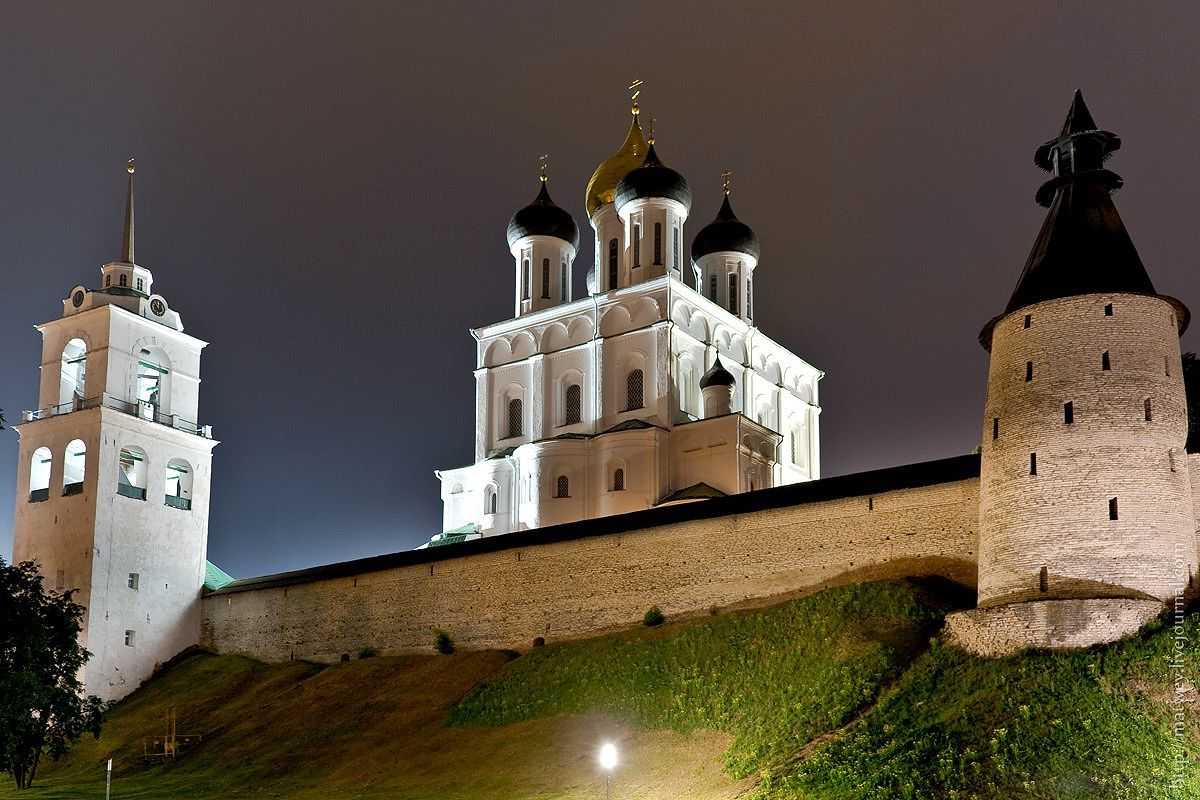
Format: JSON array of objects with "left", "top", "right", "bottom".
[{"left": 203, "top": 560, "right": 235, "bottom": 591}]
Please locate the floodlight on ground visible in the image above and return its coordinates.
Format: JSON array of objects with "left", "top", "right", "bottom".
[{"left": 599, "top": 741, "right": 618, "bottom": 771}]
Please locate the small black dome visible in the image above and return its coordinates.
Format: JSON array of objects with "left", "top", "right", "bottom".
[
  {"left": 699, "top": 355, "right": 736, "bottom": 389},
  {"left": 506, "top": 181, "right": 579, "bottom": 249},
  {"left": 614, "top": 144, "right": 692, "bottom": 211},
  {"left": 691, "top": 193, "right": 760, "bottom": 261}
]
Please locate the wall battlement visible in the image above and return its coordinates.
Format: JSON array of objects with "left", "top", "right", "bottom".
[{"left": 201, "top": 456, "right": 981, "bottom": 662}]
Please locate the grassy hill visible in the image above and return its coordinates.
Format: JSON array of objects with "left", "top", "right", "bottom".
[{"left": 3, "top": 580, "right": 1197, "bottom": 799}]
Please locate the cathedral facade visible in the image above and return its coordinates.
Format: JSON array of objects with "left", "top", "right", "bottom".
[{"left": 432, "top": 101, "right": 823, "bottom": 544}]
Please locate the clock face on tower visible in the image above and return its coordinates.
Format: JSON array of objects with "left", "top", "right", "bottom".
[
  {"left": 72, "top": 290, "right": 85, "bottom": 308},
  {"left": 150, "top": 298, "right": 166, "bottom": 316}
]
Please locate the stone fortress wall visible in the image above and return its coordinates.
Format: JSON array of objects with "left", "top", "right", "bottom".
[{"left": 201, "top": 456, "right": 981, "bottom": 662}]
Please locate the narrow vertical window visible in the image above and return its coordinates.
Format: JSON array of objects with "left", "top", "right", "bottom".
[
  {"left": 625, "top": 369, "right": 645, "bottom": 411},
  {"left": 522, "top": 259, "right": 530, "bottom": 300},
  {"left": 561, "top": 261, "right": 568, "bottom": 301},
  {"left": 633, "top": 224, "right": 641, "bottom": 268},
  {"left": 746, "top": 280, "right": 753, "bottom": 320},
  {"left": 709, "top": 274, "right": 717, "bottom": 300},
  {"left": 992, "top": 418, "right": 999, "bottom": 440},
  {"left": 1104, "top": 303, "right": 1113, "bottom": 316},
  {"left": 541, "top": 258, "right": 550, "bottom": 298},
  {"left": 486, "top": 487, "right": 498, "bottom": 515},
  {"left": 1109, "top": 497, "right": 1119, "bottom": 520},
  {"left": 1023, "top": 314, "right": 1031, "bottom": 329},
  {"left": 728, "top": 274, "right": 738, "bottom": 315},
  {"left": 613, "top": 468, "right": 625, "bottom": 491},
  {"left": 673, "top": 227, "right": 680, "bottom": 269},
  {"left": 653, "top": 222, "right": 662, "bottom": 264},
  {"left": 1166, "top": 355, "right": 1171, "bottom": 377},
  {"left": 124, "top": 630, "right": 135, "bottom": 647},
  {"left": 136, "top": 277, "right": 144, "bottom": 292},
  {"left": 1025, "top": 361, "right": 1033, "bottom": 382},
  {"left": 564, "top": 384, "right": 582, "bottom": 425},
  {"left": 1064, "top": 401, "right": 1073, "bottom": 424},
  {"left": 555, "top": 475, "right": 569, "bottom": 498},
  {"left": 608, "top": 238, "right": 618, "bottom": 290},
  {"left": 1029, "top": 452, "right": 1037, "bottom": 475},
  {"left": 127, "top": 572, "right": 139, "bottom": 590},
  {"left": 507, "top": 398, "right": 523, "bottom": 438},
  {"left": 119, "top": 274, "right": 127, "bottom": 287},
  {"left": 1039, "top": 566, "right": 1048, "bottom": 592},
  {"left": 104, "top": 275, "right": 111, "bottom": 287},
  {"left": 1145, "top": 398, "right": 1153, "bottom": 422},
  {"left": 1102, "top": 351, "right": 1111, "bottom": 371}
]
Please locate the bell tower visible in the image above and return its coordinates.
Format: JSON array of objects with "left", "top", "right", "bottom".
[{"left": 11, "top": 161, "right": 219, "bottom": 700}]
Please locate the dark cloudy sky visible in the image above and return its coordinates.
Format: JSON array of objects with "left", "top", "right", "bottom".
[{"left": 2, "top": 3, "right": 1199, "bottom": 578}]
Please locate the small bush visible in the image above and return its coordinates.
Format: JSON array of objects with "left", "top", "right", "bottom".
[
  {"left": 643, "top": 606, "right": 665, "bottom": 627},
  {"left": 532, "top": 636, "right": 546, "bottom": 648},
  {"left": 434, "top": 629, "right": 455, "bottom": 655},
  {"left": 358, "top": 646, "right": 378, "bottom": 659}
]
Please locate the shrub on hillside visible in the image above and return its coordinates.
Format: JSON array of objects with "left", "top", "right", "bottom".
[
  {"left": 358, "top": 647, "right": 378, "bottom": 659},
  {"left": 642, "top": 606, "right": 665, "bottom": 627},
  {"left": 434, "top": 630, "right": 454, "bottom": 655}
]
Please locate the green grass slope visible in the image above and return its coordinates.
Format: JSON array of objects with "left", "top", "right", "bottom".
[{"left": 4, "top": 579, "right": 1197, "bottom": 799}]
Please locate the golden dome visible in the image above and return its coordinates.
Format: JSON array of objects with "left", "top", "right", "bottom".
[{"left": 585, "top": 111, "right": 648, "bottom": 217}]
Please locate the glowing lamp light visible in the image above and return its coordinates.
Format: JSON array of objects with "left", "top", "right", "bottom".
[{"left": 599, "top": 741, "right": 618, "bottom": 771}]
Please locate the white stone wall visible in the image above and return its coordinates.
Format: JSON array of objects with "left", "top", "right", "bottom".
[
  {"left": 944, "top": 599, "right": 1165, "bottom": 657},
  {"left": 204, "top": 475, "right": 980, "bottom": 663},
  {"left": 979, "top": 293, "right": 1197, "bottom": 607}
]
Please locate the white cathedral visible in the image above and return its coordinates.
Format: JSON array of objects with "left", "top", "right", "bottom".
[{"left": 430, "top": 98, "right": 823, "bottom": 546}]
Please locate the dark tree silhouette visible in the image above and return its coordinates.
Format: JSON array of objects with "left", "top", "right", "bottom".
[
  {"left": 1185, "top": 353, "right": 1200, "bottom": 453},
  {"left": 0, "top": 559, "right": 103, "bottom": 789}
]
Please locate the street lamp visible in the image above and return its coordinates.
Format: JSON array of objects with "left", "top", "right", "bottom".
[{"left": 598, "top": 742, "right": 618, "bottom": 800}]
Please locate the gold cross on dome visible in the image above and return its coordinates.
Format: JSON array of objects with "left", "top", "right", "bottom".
[
  {"left": 538, "top": 154, "right": 549, "bottom": 182},
  {"left": 628, "top": 79, "right": 644, "bottom": 113},
  {"left": 721, "top": 170, "right": 733, "bottom": 195}
]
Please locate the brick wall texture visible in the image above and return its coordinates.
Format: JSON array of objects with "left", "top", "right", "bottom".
[
  {"left": 944, "top": 599, "right": 1165, "bottom": 657},
  {"left": 979, "top": 293, "right": 1197, "bottom": 607},
  {"left": 201, "top": 478, "right": 979, "bottom": 662}
]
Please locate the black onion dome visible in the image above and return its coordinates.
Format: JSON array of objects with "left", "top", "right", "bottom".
[
  {"left": 691, "top": 193, "right": 760, "bottom": 262},
  {"left": 613, "top": 144, "right": 692, "bottom": 211},
  {"left": 699, "top": 355, "right": 736, "bottom": 389},
  {"left": 506, "top": 181, "right": 579, "bottom": 249}
]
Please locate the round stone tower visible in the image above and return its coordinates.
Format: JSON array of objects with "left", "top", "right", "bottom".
[{"left": 950, "top": 91, "right": 1198, "bottom": 655}]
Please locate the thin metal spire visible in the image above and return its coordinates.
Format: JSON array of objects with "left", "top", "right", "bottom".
[{"left": 121, "top": 158, "right": 135, "bottom": 264}]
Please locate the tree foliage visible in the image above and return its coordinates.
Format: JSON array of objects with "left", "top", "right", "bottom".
[{"left": 0, "top": 559, "right": 104, "bottom": 789}]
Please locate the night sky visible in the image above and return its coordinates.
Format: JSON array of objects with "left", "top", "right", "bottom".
[{"left": 3, "top": 3, "right": 1199, "bottom": 579}]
